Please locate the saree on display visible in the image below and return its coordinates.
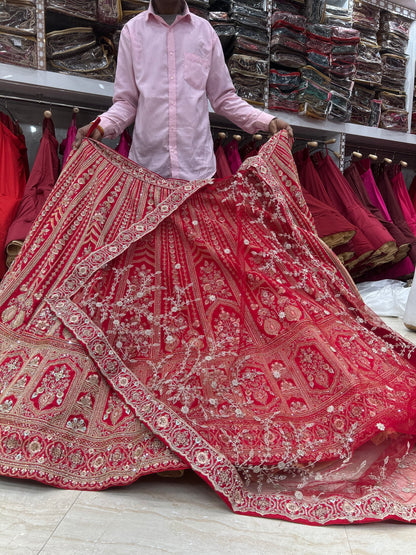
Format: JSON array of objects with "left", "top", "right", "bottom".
[{"left": 1, "top": 132, "right": 416, "bottom": 525}]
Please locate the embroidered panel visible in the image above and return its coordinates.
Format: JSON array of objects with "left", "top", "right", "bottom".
[{"left": 1, "top": 134, "right": 416, "bottom": 523}]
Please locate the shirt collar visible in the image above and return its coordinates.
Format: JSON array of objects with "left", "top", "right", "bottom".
[{"left": 147, "top": 1, "right": 191, "bottom": 22}]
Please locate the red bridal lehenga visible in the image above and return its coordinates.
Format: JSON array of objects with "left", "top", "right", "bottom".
[{"left": 1, "top": 131, "right": 416, "bottom": 525}]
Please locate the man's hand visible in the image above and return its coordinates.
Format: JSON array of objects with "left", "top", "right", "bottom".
[
  {"left": 269, "top": 117, "right": 293, "bottom": 138},
  {"left": 73, "top": 123, "right": 104, "bottom": 149}
]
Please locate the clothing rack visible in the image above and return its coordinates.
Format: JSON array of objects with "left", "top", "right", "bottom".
[
  {"left": 293, "top": 136, "right": 341, "bottom": 161},
  {"left": 211, "top": 127, "right": 268, "bottom": 149},
  {"left": 293, "top": 136, "right": 337, "bottom": 148},
  {"left": 0, "top": 93, "right": 103, "bottom": 113},
  {"left": 344, "top": 144, "right": 414, "bottom": 169}
]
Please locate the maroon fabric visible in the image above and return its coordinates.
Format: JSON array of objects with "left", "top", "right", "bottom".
[
  {"left": 0, "top": 118, "right": 28, "bottom": 277},
  {"left": 59, "top": 113, "right": 77, "bottom": 167},
  {"left": 301, "top": 187, "right": 356, "bottom": 247},
  {"left": 115, "top": 129, "right": 132, "bottom": 158},
  {"left": 409, "top": 174, "right": 416, "bottom": 204},
  {"left": 387, "top": 164, "right": 416, "bottom": 236},
  {"left": 375, "top": 163, "right": 416, "bottom": 264},
  {"left": 6, "top": 117, "right": 60, "bottom": 245},
  {"left": 312, "top": 151, "right": 402, "bottom": 275},
  {"left": 0, "top": 112, "right": 29, "bottom": 180},
  {"left": 224, "top": 138, "right": 242, "bottom": 174},
  {"left": 294, "top": 148, "right": 375, "bottom": 270},
  {"left": 294, "top": 148, "right": 333, "bottom": 205},
  {"left": 239, "top": 140, "right": 260, "bottom": 161},
  {"left": 214, "top": 141, "right": 232, "bottom": 178},
  {"left": 344, "top": 164, "right": 407, "bottom": 253},
  {"left": 353, "top": 158, "right": 391, "bottom": 220},
  {"left": 344, "top": 163, "right": 413, "bottom": 280}
]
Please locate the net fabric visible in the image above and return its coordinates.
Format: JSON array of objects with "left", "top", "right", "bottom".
[{"left": 1, "top": 133, "right": 416, "bottom": 524}]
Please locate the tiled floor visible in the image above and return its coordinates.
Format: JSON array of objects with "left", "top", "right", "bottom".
[{"left": 1, "top": 316, "right": 416, "bottom": 554}]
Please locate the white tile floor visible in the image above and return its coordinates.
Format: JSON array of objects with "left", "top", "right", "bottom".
[{"left": 1, "top": 316, "right": 416, "bottom": 554}]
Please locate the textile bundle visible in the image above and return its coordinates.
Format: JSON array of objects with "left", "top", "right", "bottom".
[{"left": 1, "top": 132, "right": 416, "bottom": 524}]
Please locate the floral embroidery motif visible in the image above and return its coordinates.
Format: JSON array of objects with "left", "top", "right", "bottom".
[{"left": 0, "top": 134, "right": 415, "bottom": 524}]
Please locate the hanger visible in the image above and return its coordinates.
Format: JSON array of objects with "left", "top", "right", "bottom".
[
  {"left": 368, "top": 153, "right": 378, "bottom": 161},
  {"left": 400, "top": 160, "right": 408, "bottom": 168},
  {"left": 383, "top": 157, "right": 392, "bottom": 164},
  {"left": 233, "top": 134, "right": 242, "bottom": 142},
  {"left": 44, "top": 109, "right": 52, "bottom": 119},
  {"left": 352, "top": 151, "right": 362, "bottom": 159}
]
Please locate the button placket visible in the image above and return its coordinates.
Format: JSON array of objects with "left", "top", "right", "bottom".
[{"left": 167, "top": 29, "right": 179, "bottom": 177}]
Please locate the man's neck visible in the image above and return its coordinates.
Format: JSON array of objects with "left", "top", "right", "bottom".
[{"left": 152, "top": 0, "right": 184, "bottom": 15}]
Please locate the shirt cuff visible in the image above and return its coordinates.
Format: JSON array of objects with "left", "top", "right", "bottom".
[
  {"left": 96, "top": 116, "right": 117, "bottom": 139},
  {"left": 255, "top": 112, "right": 276, "bottom": 133}
]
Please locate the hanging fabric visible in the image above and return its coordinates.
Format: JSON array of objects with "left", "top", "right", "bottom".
[
  {"left": 5, "top": 115, "right": 60, "bottom": 257},
  {"left": 300, "top": 187, "right": 357, "bottom": 250},
  {"left": 224, "top": 137, "right": 243, "bottom": 174},
  {"left": 351, "top": 156, "right": 414, "bottom": 280},
  {"left": 60, "top": 112, "right": 78, "bottom": 167},
  {"left": 294, "top": 147, "right": 374, "bottom": 273},
  {"left": 312, "top": 150, "right": 399, "bottom": 277},
  {"left": 374, "top": 162, "right": 416, "bottom": 264},
  {"left": 387, "top": 163, "right": 416, "bottom": 238},
  {"left": 214, "top": 137, "right": 232, "bottom": 178},
  {"left": 115, "top": 129, "right": 132, "bottom": 158},
  {"left": 0, "top": 113, "right": 28, "bottom": 278},
  {"left": 343, "top": 163, "right": 402, "bottom": 266},
  {"left": 408, "top": 174, "right": 416, "bottom": 205}
]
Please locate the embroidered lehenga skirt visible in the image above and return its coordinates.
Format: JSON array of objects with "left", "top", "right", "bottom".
[{"left": 1, "top": 132, "right": 416, "bottom": 525}]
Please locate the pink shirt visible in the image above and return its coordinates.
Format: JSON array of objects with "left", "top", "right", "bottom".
[{"left": 99, "top": 1, "right": 274, "bottom": 180}]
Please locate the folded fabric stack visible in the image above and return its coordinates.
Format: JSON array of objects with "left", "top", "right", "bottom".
[
  {"left": 0, "top": 0, "right": 37, "bottom": 68},
  {"left": 228, "top": 1, "right": 269, "bottom": 106},
  {"left": 324, "top": 1, "right": 352, "bottom": 27},
  {"left": 61, "top": 0, "right": 122, "bottom": 24},
  {"left": 187, "top": 0, "right": 209, "bottom": 19},
  {"left": 208, "top": 8, "right": 235, "bottom": 61},
  {"left": 303, "top": 23, "right": 358, "bottom": 121},
  {"left": 378, "top": 11, "right": 412, "bottom": 132},
  {"left": 350, "top": 84, "right": 380, "bottom": 127},
  {"left": 269, "top": 0, "right": 359, "bottom": 122},
  {"left": 46, "top": 26, "right": 116, "bottom": 82},
  {"left": 350, "top": 0, "right": 382, "bottom": 125},
  {"left": 269, "top": 6, "right": 306, "bottom": 113},
  {"left": 121, "top": 0, "right": 149, "bottom": 23},
  {"left": 302, "top": 0, "right": 359, "bottom": 122},
  {"left": 269, "top": 68, "right": 302, "bottom": 112},
  {"left": 327, "top": 26, "right": 359, "bottom": 121},
  {"left": 46, "top": 0, "right": 97, "bottom": 20},
  {"left": 298, "top": 64, "right": 330, "bottom": 119},
  {"left": 97, "top": 0, "right": 123, "bottom": 25}
]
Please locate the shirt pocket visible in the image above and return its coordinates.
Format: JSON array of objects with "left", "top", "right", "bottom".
[{"left": 183, "top": 52, "right": 209, "bottom": 90}]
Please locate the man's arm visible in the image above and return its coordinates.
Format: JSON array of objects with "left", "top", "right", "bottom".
[
  {"left": 206, "top": 29, "right": 292, "bottom": 138},
  {"left": 74, "top": 26, "right": 139, "bottom": 148}
]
